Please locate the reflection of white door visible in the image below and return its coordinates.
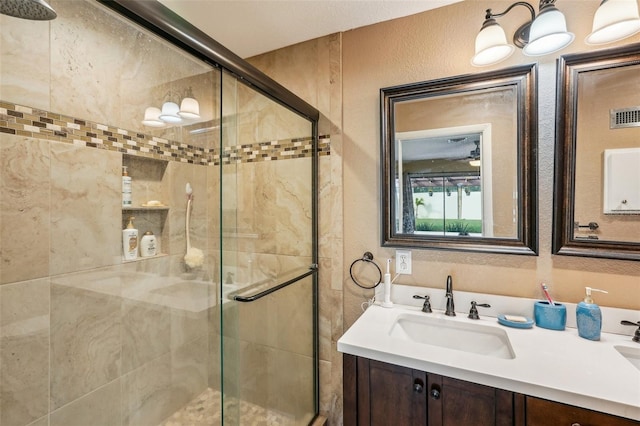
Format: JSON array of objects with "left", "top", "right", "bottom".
[
  {"left": 397, "top": 124, "right": 494, "bottom": 236},
  {"left": 603, "top": 148, "right": 640, "bottom": 214}
]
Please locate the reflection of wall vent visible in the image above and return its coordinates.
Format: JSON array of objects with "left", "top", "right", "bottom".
[{"left": 610, "top": 106, "right": 640, "bottom": 129}]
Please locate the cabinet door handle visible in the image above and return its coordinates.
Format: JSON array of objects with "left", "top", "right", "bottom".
[
  {"left": 413, "top": 379, "right": 424, "bottom": 393},
  {"left": 430, "top": 388, "right": 441, "bottom": 400}
]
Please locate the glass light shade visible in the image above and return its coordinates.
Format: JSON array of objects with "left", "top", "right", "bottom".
[
  {"left": 158, "top": 101, "right": 183, "bottom": 123},
  {"left": 141, "top": 107, "right": 165, "bottom": 127},
  {"left": 523, "top": 7, "right": 575, "bottom": 56},
  {"left": 178, "top": 97, "right": 201, "bottom": 119},
  {"left": 471, "top": 23, "right": 515, "bottom": 67},
  {"left": 586, "top": 0, "right": 640, "bottom": 44}
]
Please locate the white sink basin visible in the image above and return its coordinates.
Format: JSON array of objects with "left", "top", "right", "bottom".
[
  {"left": 389, "top": 313, "right": 515, "bottom": 359},
  {"left": 615, "top": 345, "right": 640, "bottom": 371}
]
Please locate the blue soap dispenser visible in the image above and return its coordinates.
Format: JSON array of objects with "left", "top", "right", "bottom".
[{"left": 576, "top": 287, "right": 608, "bottom": 341}]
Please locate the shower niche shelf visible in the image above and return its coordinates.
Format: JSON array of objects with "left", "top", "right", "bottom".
[
  {"left": 121, "top": 154, "right": 170, "bottom": 261},
  {"left": 122, "top": 206, "right": 170, "bottom": 211}
]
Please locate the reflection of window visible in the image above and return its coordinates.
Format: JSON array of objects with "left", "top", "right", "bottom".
[{"left": 409, "top": 174, "right": 482, "bottom": 235}]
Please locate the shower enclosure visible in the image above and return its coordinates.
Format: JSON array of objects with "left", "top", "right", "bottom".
[{"left": 0, "top": 0, "right": 319, "bottom": 425}]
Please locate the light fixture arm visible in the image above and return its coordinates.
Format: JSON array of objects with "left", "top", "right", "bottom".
[
  {"left": 484, "top": 2, "right": 535, "bottom": 22},
  {"left": 482, "top": 2, "right": 537, "bottom": 48}
]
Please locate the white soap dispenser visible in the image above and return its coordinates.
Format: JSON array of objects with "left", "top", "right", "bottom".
[
  {"left": 576, "top": 287, "right": 608, "bottom": 341},
  {"left": 122, "top": 216, "right": 139, "bottom": 261}
]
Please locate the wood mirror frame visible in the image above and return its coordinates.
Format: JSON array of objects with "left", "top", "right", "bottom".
[
  {"left": 552, "top": 44, "right": 640, "bottom": 261},
  {"left": 381, "top": 64, "right": 538, "bottom": 255}
]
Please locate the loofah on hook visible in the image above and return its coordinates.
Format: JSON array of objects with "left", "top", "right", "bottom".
[{"left": 184, "top": 182, "right": 204, "bottom": 269}]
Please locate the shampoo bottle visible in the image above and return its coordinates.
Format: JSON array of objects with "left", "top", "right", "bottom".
[
  {"left": 576, "top": 287, "right": 608, "bottom": 341},
  {"left": 122, "top": 166, "right": 132, "bottom": 208},
  {"left": 140, "top": 231, "right": 157, "bottom": 257},
  {"left": 122, "top": 216, "right": 138, "bottom": 261}
]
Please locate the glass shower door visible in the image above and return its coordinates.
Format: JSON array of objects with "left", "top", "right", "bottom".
[{"left": 219, "top": 70, "right": 317, "bottom": 425}]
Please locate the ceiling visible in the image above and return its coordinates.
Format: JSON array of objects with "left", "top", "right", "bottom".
[{"left": 158, "top": 0, "right": 463, "bottom": 59}]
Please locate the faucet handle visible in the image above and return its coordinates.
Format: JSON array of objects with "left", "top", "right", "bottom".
[
  {"left": 468, "top": 301, "right": 491, "bottom": 320},
  {"left": 621, "top": 320, "right": 640, "bottom": 343},
  {"left": 413, "top": 295, "right": 432, "bottom": 313}
]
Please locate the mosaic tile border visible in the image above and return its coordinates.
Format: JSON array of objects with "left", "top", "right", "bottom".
[{"left": 0, "top": 101, "right": 329, "bottom": 165}]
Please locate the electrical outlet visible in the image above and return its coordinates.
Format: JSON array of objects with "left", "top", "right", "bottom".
[{"left": 395, "top": 250, "right": 412, "bottom": 275}]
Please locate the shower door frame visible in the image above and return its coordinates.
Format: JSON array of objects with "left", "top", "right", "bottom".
[{"left": 97, "top": 0, "right": 320, "bottom": 422}]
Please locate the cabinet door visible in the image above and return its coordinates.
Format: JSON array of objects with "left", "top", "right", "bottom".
[
  {"left": 526, "top": 396, "right": 640, "bottom": 426},
  {"left": 427, "top": 373, "right": 515, "bottom": 426},
  {"left": 359, "top": 358, "right": 427, "bottom": 426}
]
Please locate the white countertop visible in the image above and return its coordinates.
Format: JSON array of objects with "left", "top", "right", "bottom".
[{"left": 337, "top": 285, "right": 640, "bottom": 421}]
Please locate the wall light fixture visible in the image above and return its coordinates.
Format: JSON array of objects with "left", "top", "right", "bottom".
[
  {"left": 472, "top": 0, "right": 573, "bottom": 67},
  {"left": 586, "top": 0, "right": 640, "bottom": 45},
  {"left": 472, "top": 0, "right": 640, "bottom": 67},
  {"left": 141, "top": 87, "right": 201, "bottom": 127}
]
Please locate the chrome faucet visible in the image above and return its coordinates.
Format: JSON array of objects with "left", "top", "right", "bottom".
[{"left": 445, "top": 275, "right": 455, "bottom": 316}]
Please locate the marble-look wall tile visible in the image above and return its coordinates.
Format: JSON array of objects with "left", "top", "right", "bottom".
[
  {"left": 171, "top": 306, "right": 208, "bottom": 352},
  {"left": 25, "top": 415, "right": 49, "bottom": 426},
  {"left": 50, "top": 379, "right": 121, "bottom": 426},
  {"left": 50, "top": 282, "right": 121, "bottom": 410},
  {"left": 0, "top": 278, "right": 50, "bottom": 426},
  {"left": 267, "top": 348, "right": 315, "bottom": 423},
  {"left": 249, "top": 33, "right": 344, "bottom": 424},
  {"left": 0, "top": 135, "right": 51, "bottom": 284},
  {"left": 236, "top": 340, "right": 270, "bottom": 409},
  {"left": 0, "top": 15, "right": 51, "bottom": 110},
  {"left": 121, "top": 353, "right": 174, "bottom": 426},
  {"left": 317, "top": 257, "right": 333, "bottom": 363},
  {"left": 207, "top": 305, "right": 221, "bottom": 391},
  {"left": 246, "top": 157, "right": 310, "bottom": 257},
  {"left": 277, "top": 158, "right": 312, "bottom": 256},
  {"left": 171, "top": 335, "right": 208, "bottom": 411},
  {"left": 49, "top": 142, "right": 121, "bottom": 275},
  {"left": 272, "top": 275, "right": 313, "bottom": 357},
  {"left": 49, "top": 0, "right": 130, "bottom": 126},
  {"left": 121, "top": 299, "right": 171, "bottom": 374}
]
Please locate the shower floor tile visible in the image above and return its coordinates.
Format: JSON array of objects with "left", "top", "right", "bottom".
[{"left": 159, "top": 387, "right": 296, "bottom": 426}]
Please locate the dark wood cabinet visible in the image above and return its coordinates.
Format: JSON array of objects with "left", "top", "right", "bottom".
[
  {"left": 356, "top": 357, "right": 426, "bottom": 426},
  {"left": 526, "top": 396, "right": 640, "bottom": 426},
  {"left": 344, "top": 354, "right": 520, "bottom": 426},
  {"left": 427, "top": 373, "right": 519, "bottom": 426},
  {"left": 343, "top": 354, "right": 638, "bottom": 426}
]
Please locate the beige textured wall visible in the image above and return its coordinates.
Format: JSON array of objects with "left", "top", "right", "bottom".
[{"left": 342, "top": 1, "right": 640, "bottom": 332}]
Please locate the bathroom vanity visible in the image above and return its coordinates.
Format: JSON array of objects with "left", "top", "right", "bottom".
[
  {"left": 344, "top": 355, "right": 639, "bottom": 426},
  {"left": 338, "top": 286, "right": 640, "bottom": 426}
]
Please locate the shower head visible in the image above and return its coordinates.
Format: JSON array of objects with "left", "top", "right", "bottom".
[{"left": 0, "top": 0, "right": 57, "bottom": 20}]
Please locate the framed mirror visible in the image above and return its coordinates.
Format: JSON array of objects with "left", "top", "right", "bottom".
[
  {"left": 552, "top": 44, "right": 640, "bottom": 261},
  {"left": 381, "top": 64, "right": 538, "bottom": 255}
]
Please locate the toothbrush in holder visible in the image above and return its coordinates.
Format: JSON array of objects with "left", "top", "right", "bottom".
[
  {"left": 541, "top": 283, "right": 555, "bottom": 306},
  {"left": 381, "top": 258, "right": 393, "bottom": 308}
]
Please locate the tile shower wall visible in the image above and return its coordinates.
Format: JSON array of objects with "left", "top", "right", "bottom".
[
  {"left": 0, "top": 106, "right": 322, "bottom": 426},
  {"left": 0, "top": 129, "right": 215, "bottom": 426},
  {"left": 1, "top": 3, "right": 323, "bottom": 426},
  {"left": 248, "top": 33, "right": 343, "bottom": 425}
]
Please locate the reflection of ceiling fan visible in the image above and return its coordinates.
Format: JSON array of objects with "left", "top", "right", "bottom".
[
  {"left": 468, "top": 140, "right": 480, "bottom": 160},
  {"left": 468, "top": 140, "right": 481, "bottom": 167}
]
